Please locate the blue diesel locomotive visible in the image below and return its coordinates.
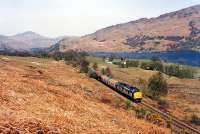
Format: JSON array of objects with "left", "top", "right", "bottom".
[{"left": 89, "top": 69, "right": 142, "bottom": 103}]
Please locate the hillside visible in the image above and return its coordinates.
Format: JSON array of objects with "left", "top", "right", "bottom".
[
  {"left": 56, "top": 5, "right": 200, "bottom": 52},
  {"left": 0, "top": 36, "right": 29, "bottom": 52},
  {"left": 0, "top": 31, "right": 69, "bottom": 53},
  {"left": 87, "top": 56, "right": 200, "bottom": 129},
  {"left": 0, "top": 56, "right": 169, "bottom": 133}
]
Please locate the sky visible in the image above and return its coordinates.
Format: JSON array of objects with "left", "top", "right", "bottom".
[{"left": 0, "top": 0, "right": 200, "bottom": 37}]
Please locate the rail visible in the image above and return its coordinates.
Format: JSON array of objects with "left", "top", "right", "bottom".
[
  {"left": 90, "top": 69, "right": 200, "bottom": 134},
  {"left": 141, "top": 101, "right": 200, "bottom": 134}
]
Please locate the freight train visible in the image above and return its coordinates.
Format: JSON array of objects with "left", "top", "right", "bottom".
[{"left": 89, "top": 69, "right": 143, "bottom": 103}]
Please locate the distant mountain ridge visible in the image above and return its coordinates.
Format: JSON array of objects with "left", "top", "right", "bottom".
[
  {"left": 55, "top": 4, "right": 200, "bottom": 53},
  {"left": 0, "top": 31, "right": 70, "bottom": 53}
]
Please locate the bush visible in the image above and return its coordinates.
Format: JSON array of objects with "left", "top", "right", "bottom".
[
  {"left": 139, "top": 60, "right": 194, "bottom": 79},
  {"left": 191, "top": 114, "right": 200, "bottom": 125},
  {"left": 101, "top": 68, "right": 106, "bottom": 75},
  {"left": 105, "top": 67, "right": 112, "bottom": 77},
  {"left": 146, "top": 113, "right": 165, "bottom": 126},
  {"left": 158, "top": 99, "right": 169, "bottom": 109},
  {"left": 166, "top": 117, "right": 172, "bottom": 128},
  {"left": 80, "top": 58, "right": 89, "bottom": 73},
  {"left": 127, "top": 60, "right": 139, "bottom": 67},
  {"left": 164, "top": 65, "right": 194, "bottom": 79},
  {"left": 51, "top": 52, "right": 64, "bottom": 61},
  {"left": 146, "top": 72, "right": 168, "bottom": 99},
  {"left": 164, "top": 64, "right": 179, "bottom": 77},
  {"left": 52, "top": 50, "right": 89, "bottom": 74},
  {"left": 101, "top": 96, "right": 111, "bottom": 104},
  {"left": 92, "top": 62, "right": 98, "bottom": 70},
  {"left": 112, "top": 61, "right": 121, "bottom": 65},
  {"left": 125, "top": 100, "right": 132, "bottom": 110},
  {"left": 140, "top": 61, "right": 164, "bottom": 72},
  {"left": 178, "top": 68, "right": 194, "bottom": 79},
  {"left": 39, "top": 53, "right": 50, "bottom": 59},
  {"left": 153, "top": 61, "right": 164, "bottom": 72},
  {"left": 178, "top": 129, "right": 191, "bottom": 134},
  {"left": 64, "top": 50, "right": 79, "bottom": 61},
  {"left": 135, "top": 108, "right": 147, "bottom": 119},
  {"left": 140, "top": 62, "right": 149, "bottom": 70},
  {"left": 115, "top": 98, "right": 124, "bottom": 108}
]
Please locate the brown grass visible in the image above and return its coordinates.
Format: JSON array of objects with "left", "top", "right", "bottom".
[
  {"left": 87, "top": 56, "right": 200, "bottom": 129},
  {"left": 0, "top": 56, "right": 169, "bottom": 134}
]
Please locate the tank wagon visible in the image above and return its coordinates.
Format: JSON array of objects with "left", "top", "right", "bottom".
[{"left": 89, "top": 69, "right": 142, "bottom": 103}]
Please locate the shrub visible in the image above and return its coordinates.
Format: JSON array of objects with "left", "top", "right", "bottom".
[
  {"left": 140, "top": 62, "right": 149, "bottom": 70},
  {"left": 146, "top": 113, "right": 165, "bottom": 126},
  {"left": 64, "top": 50, "right": 79, "bottom": 61},
  {"left": 52, "top": 50, "right": 90, "bottom": 74},
  {"left": 125, "top": 100, "right": 132, "bottom": 110},
  {"left": 51, "top": 52, "right": 65, "bottom": 61},
  {"left": 101, "top": 68, "right": 106, "bottom": 75},
  {"left": 127, "top": 60, "right": 139, "bottom": 67},
  {"left": 178, "top": 129, "right": 191, "bottom": 134},
  {"left": 105, "top": 67, "right": 112, "bottom": 77},
  {"left": 112, "top": 61, "right": 121, "bottom": 65},
  {"left": 139, "top": 60, "right": 194, "bottom": 79},
  {"left": 178, "top": 68, "right": 194, "bottom": 79},
  {"left": 39, "top": 53, "right": 50, "bottom": 59},
  {"left": 115, "top": 98, "right": 123, "bottom": 108},
  {"left": 80, "top": 58, "right": 89, "bottom": 73},
  {"left": 92, "top": 62, "right": 98, "bottom": 70},
  {"left": 158, "top": 99, "right": 169, "bottom": 109},
  {"left": 164, "top": 65, "right": 194, "bottom": 79},
  {"left": 88, "top": 69, "right": 98, "bottom": 78},
  {"left": 147, "top": 72, "right": 168, "bottom": 99},
  {"left": 101, "top": 96, "right": 111, "bottom": 104},
  {"left": 164, "top": 64, "right": 179, "bottom": 77},
  {"left": 191, "top": 114, "right": 200, "bottom": 125},
  {"left": 135, "top": 108, "right": 147, "bottom": 119},
  {"left": 153, "top": 61, "right": 164, "bottom": 72},
  {"left": 70, "top": 60, "right": 79, "bottom": 67},
  {"left": 166, "top": 118, "right": 172, "bottom": 128},
  {"left": 140, "top": 61, "right": 164, "bottom": 72}
]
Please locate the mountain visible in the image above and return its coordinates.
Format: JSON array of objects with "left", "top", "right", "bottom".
[
  {"left": 55, "top": 5, "right": 200, "bottom": 53},
  {"left": 11, "top": 31, "right": 60, "bottom": 49},
  {"left": 47, "top": 36, "right": 79, "bottom": 53},
  {"left": 0, "top": 35, "right": 30, "bottom": 52},
  {"left": 0, "top": 31, "right": 67, "bottom": 53}
]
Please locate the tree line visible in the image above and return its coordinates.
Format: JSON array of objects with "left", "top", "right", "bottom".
[{"left": 116, "top": 59, "right": 195, "bottom": 79}]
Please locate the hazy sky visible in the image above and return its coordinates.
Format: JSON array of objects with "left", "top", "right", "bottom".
[{"left": 0, "top": 0, "right": 200, "bottom": 37}]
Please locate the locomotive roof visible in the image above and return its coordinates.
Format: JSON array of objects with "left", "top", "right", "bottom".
[{"left": 117, "top": 82, "right": 139, "bottom": 92}]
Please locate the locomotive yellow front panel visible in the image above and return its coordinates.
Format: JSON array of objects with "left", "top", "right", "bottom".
[{"left": 133, "top": 92, "right": 142, "bottom": 99}]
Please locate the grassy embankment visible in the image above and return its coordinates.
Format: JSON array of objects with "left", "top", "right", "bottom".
[
  {"left": 0, "top": 55, "right": 170, "bottom": 133},
  {"left": 87, "top": 56, "right": 200, "bottom": 127}
]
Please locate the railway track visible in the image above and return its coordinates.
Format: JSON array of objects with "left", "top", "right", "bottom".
[
  {"left": 140, "top": 100, "right": 200, "bottom": 134},
  {"left": 89, "top": 69, "right": 200, "bottom": 133},
  {"left": 99, "top": 82, "right": 200, "bottom": 133},
  {"left": 98, "top": 78, "right": 200, "bottom": 133}
]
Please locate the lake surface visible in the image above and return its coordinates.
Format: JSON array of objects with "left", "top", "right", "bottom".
[{"left": 91, "top": 51, "right": 200, "bottom": 67}]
